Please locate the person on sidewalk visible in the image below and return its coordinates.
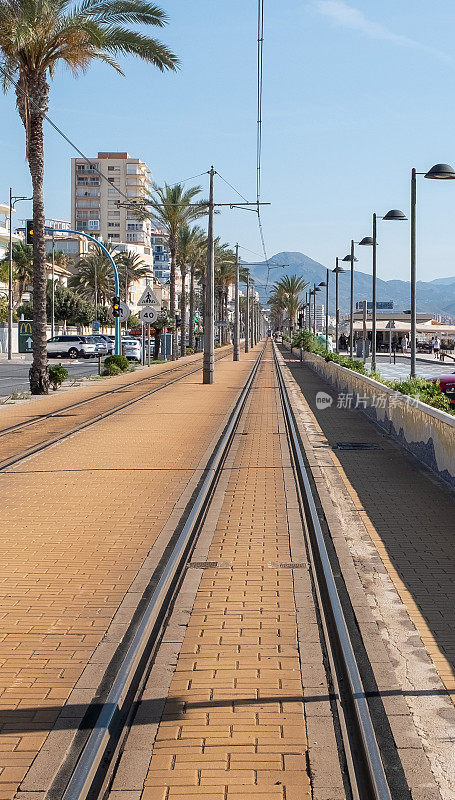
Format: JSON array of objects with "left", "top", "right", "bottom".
[
  {"left": 401, "top": 335, "right": 409, "bottom": 354},
  {"left": 432, "top": 336, "right": 441, "bottom": 359}
]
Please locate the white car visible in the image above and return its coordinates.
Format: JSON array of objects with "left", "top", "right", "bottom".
[
  {"left": 47, "top": 335, "right": 97, "bottom": 359},
  {"left": 121, "top": 337, "right": 142, "bottom": 362}
]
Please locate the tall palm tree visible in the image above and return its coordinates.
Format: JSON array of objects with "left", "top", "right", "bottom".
[
  {"left": 272, "top": 274, "right": 308, "bottom": 334},
  {"left": 117, "top": 250, "right": 151, "bottom": 303},
  {"left": 0, "top": 240, "right": 33, "bottom": 306},
  {"left": 0, "top": 0, "right": 178, "bottom": 393},
  {"left": 145, "top": 183, "right": 207, "bottom": 359},
  {"left": 177, "top": 225, "right": 206, "bottom": 356},
  {"left": 69, "top": 253, "right": 114, "bottom": 306},
  {"left": 214, "top": 241, "right": 235, "bottom": 344}
]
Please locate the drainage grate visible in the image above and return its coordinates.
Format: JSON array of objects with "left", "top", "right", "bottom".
[
  {"left": 268, "top": 561, "right": 307, "bottom": 569},
  {"left": 336, "top": 442, "right": 380, "bottom": 451},
  {"left": 188, "top": 561, "right": 232, "bottom": 570}
]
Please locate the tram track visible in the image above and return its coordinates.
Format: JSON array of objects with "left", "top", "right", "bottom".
[
  {"left": 0, "top": 348, "right": 233, "bottom": 471},
  {"left": 26, "top": 341, "right": 400, "bottom": 800}
]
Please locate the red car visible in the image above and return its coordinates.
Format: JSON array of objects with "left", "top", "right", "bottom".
[{"left": 429, "top": 373, "right": 455, "bottom": 407}]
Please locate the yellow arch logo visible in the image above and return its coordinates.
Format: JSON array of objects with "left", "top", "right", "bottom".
[{"left": 20, "top": 322, "right": 32, "bottom": 335}]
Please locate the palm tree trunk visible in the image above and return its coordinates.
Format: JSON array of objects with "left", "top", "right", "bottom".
[
  {"left": 180, "top": 264, "right": 187, "bottom": 357},
  {"left": 169, "top": 244, "right": 178, "bottom": 360},
  {"left": 23, "top": 78, "right": 50, "bottom": 394},
  {"left": 154, "top": 328, "right": 161, "bottom": 359},
  {"left": 189, "top": 266, "right": 195, "bottom": 350}
]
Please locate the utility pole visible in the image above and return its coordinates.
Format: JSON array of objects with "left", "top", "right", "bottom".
[
  {"left": 245, "top": 271, "right": 250, "bottom": 354},
  {"left": 350, "top": 239, "right": 355, "bottom": 358},
  {"left": 234, "top": 244, "right": 240, "bottom": 361},
  {"left": 203, "top": 166, "right": 215, "bottom": 384},
  {"left": 8, "top": 188, "right": 13, "bottom": 360},
  {"left": 51, "top": 233, "right": 55, "bottom": 339}
]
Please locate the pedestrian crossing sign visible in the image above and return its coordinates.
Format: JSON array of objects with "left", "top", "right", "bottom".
[{"left": 138, "top": 287, "right": 159, "bottom": 307}]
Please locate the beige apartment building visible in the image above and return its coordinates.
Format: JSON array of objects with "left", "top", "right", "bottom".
[{"left": 71, "top": 152, "right": 152, "bottom": 248}]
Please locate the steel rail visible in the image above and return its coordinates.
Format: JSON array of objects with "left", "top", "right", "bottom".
[
  {"left": 0, "top": 348, "right": 234, "bottom": 439},
  {"left": 0, "top": 350, "right": 234, "bottom": 472},
  {"left": 53, "top": 345, "right": 265, "bottom": 800},
  {"left": 273, "top": 345, "right": 392, "bottom": 800}
]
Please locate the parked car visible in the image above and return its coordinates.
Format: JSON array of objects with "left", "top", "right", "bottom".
[
  {"left": 85, "top": 335, "right": 108, "bottom": 356},
  {"left": 46, "top": 335, "right": 97, "bottom": 359},
  {"left": 90, "top": 334, "right": 114, "bottom": 355},
  {"left": 121, "top": 337, "right": 142, "bottom": 362},
  {"left": 428, "top": 373, "right": 455, "bottom": 407}
]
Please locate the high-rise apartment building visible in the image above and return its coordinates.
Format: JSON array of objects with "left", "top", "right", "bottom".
[
  {"left": 71, "top": 152, "right": 152, "bottom": 248},
  {"left": 150, "top": 227, "right": 171, "bottom": 280}
]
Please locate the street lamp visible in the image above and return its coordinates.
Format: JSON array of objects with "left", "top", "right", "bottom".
[
  {"left": 358, "top": 209, "right": 407, "bottom": 371},
  {"left": 318, "top": 281, "right": 326, "bottom": 341},
  {"left": 342, "top": 246, "right": 358, "bottom": 357},
  {"left": 8, "top": 189, "right": 32, "bottom": 359},
  {"left": 332, "top": 259, "right": 346, "bottom": 353},
  {"left": 410, "top": 163, "right": 455, "bottom": 376},
  {"left": 313, "top": 285, "right": 322, "bottom": 333}
]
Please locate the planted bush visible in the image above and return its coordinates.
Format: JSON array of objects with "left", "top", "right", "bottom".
[
  {"left": 103, "top": 362, "right": 123, "bottom": 377},
  {"left": 103, "top": 354, "right": 129, "bottom": 373},
  {"left": 49, "top": 364, "right": 68, "bottom": 390},
  {"left": 387, "top": 377, "right": 453, "bottom": 414}
]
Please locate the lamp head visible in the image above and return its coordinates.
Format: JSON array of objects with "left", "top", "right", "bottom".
[
  {"left": 382, "top": 209, "right": 407, "bottom": 221},
  {"left": 318, "top": 281, "right": 326, "bottom": 287},
  {"left": 333, "top": 265, "right": 346, "bottom": 274},
  {"left": 358, "top": 237, "right": 374, "bottom": 246},
  {"left": 342, "top": 254, "right": 358, "bottom": 262},
  {"left": 424, "top": 163, "right": 455, "bottom": 180}
]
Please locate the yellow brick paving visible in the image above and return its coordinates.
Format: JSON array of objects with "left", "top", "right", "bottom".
[
  {"left": 142, "top": 345, "right": 312, "bottom": 800},
  {"left": 0, "top": 351, "right": 254, "bottom": 800}
]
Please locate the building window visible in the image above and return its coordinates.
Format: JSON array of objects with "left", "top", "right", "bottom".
[
  {"left": 109, "top": 233, "right": 120, "bottom": 239},
  {"left": 108, "top": 222, "right": 120, "bottom": 228},
  {"left": 108, "top": 211, "right": 120, "bottom": 218}
]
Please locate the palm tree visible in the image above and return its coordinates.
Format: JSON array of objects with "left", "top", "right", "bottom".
[
  {"left": 144, "top": 183, "right": 207, "bottom": 359},
  {"left": 0, "top": 240, "right": 33, "bottom": 306},
  {"left": 69, "top": 253, "right": 114, "bottom": 307},
  {"left": 272, "top": 274, "right": 308, "bottom": 335},
  {"left": 0, "top": 0, "right": 178, "bottom": 393},
  {"left": 116, "top": 250, "right": 151, "bottom": 304},
  {"left": 214, "top": 242, "right": 236, "bottom": 345},
  {"left": 177, "top": 225, "right": 206, "bottom": 356}
]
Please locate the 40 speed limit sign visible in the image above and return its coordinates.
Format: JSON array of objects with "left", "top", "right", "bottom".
[{"left": 139, "top": 307, "right": 158, "bottom": 324}]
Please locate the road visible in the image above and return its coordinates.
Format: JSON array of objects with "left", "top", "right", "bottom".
[
  {"left": 0, "top": 357, "right": 105, "bottom": 397},
  {"left": 375, "top": 354, "right": 454, "bottom": 380}
]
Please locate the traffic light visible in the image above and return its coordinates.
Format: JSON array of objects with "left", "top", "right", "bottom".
[
  {"left": 26, "top": 220, "right": 34, "bottom": 246},
  {"left": 111, "top": 296, "right": 121, "bottom": 318},
  {"left": 298, "top": 313, "right": 304, "bottom": 329},
  {"left": 175, "top": 314, "right": 181, "bottom": 328}
]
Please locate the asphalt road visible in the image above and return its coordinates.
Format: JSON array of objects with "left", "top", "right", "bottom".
[
  {"left": 0, "top": 357, "right": 105, "bottom": 397},
  {"left": 375, "top": 355, "right": 455, "bottom": 380}
]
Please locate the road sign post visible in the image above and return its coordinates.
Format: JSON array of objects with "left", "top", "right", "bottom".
[{"left": 139, "top": 307, "right": 158, "bottom": 325}]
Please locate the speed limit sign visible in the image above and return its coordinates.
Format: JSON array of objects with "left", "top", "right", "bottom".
[{"left": 139, "top": 307, "right": 158, "bottom": 324}]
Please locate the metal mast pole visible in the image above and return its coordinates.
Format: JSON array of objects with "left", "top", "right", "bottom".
[
  {"left": 335, "top": 259, "right": 339, "bottom": 353},
  {"left": 245, "top": 272, "right": 250, "bottom": 354},
  {"left": 234, "top": 244, "right": 240, "bottom": 361},
  {"left": 372, "top": 213, "right": 377, "bottom": 372},
  {"left": 51, "top": 233, "right": 55, "bottom": 339},
  {"left": 203, "top": 166, "right": 215, "bottom": 384},
  {"left": 410, "top": 168, "right": 417, "bottom": 378},
  {"left": 350, "top": 239, "right": 354, "bottom": 357},
  {"left": 8, "top": 188, "right": 13, "bottom": 360},
  {"left": 325, "top": 267, "right": 329, "bottom": 347}
]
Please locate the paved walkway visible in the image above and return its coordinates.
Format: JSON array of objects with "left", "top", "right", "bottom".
[
  {"left": 0, "top": 347, "right": 256, "bottom": 800},
  {"left": 281, "top": 351, "right": 455, "bottom": 702},
  {"left": 111, "top": 344, "right": 342, "bottom": 800}
]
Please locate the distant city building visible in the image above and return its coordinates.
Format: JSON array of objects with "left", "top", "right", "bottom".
[
  {"left": 0, "top": 203, "right": 21, "bottom": 262},
  {"left": 150, "top": 227, "right": 170, "bottom": 280},
  {"left": 71, "top": 152, "right": 152, "bottom": 248}
]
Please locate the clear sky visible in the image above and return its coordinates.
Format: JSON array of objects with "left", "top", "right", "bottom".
[{"left": 2, "top": 1, "right": 455, "bottom": 282}]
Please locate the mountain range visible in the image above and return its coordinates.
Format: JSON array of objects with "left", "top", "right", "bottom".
[{"left": 243, "top": 252, "right": 455, "bottom": 317}]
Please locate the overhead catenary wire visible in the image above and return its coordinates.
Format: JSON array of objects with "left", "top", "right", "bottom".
[{"left": 255, "top": 0, "right": 273, "bottom": 290}]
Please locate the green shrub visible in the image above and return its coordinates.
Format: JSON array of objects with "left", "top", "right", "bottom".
[
  {"left": 49, "top": 364, "right": 68, "bottom": 390},
  {"left": 103, "top": 363, "right": 122, "bottom": 377},
  {"left": 387, "top": 377, "right": 453, "bottom": 414},
  {"left": 103, "top": 354, "right": 129, "bottom": 372},
  {"left": 186, "top": 347, "right": 195, "bottom": 355},
  {"left": 215, "top": 342, "right": 222, "bottom": 348}
]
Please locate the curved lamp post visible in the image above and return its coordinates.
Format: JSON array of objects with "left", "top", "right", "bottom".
[
  {"left": 342, "top": 247, "right": 359, "bottom": 357},
  {"left": 332, "top": 259, "right": 346, "bottom": 353},
  {"left": 410, "top": 163, "right": 455, "bottom": 376},
  {"left": 358, "top": 209, "right": 407, "bottom": 371}
]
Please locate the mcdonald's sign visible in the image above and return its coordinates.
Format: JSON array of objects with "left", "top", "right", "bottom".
[{"left": 19, "top": 320, "right": 33, "bottom": 353}]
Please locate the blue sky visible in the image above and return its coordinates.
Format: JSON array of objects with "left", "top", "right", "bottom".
[{"left": 2, "top": 1, "right": 455, "bottom": 282}]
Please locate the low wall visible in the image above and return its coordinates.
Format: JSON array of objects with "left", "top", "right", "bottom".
[{"left": 302, "top": 351, "right": 455, "bottom": 489}]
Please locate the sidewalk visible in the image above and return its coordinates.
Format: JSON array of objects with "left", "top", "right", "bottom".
[{"left": 0, "top": 346, "right": 258, "bottom": 800}]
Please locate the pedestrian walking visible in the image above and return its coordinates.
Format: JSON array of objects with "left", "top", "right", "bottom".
[
  {"left": 432, "top": 336, "right": 441, "bottom": 359},
  {"left": 401, "top": 334, "right": 409, "bottom": 354}
]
